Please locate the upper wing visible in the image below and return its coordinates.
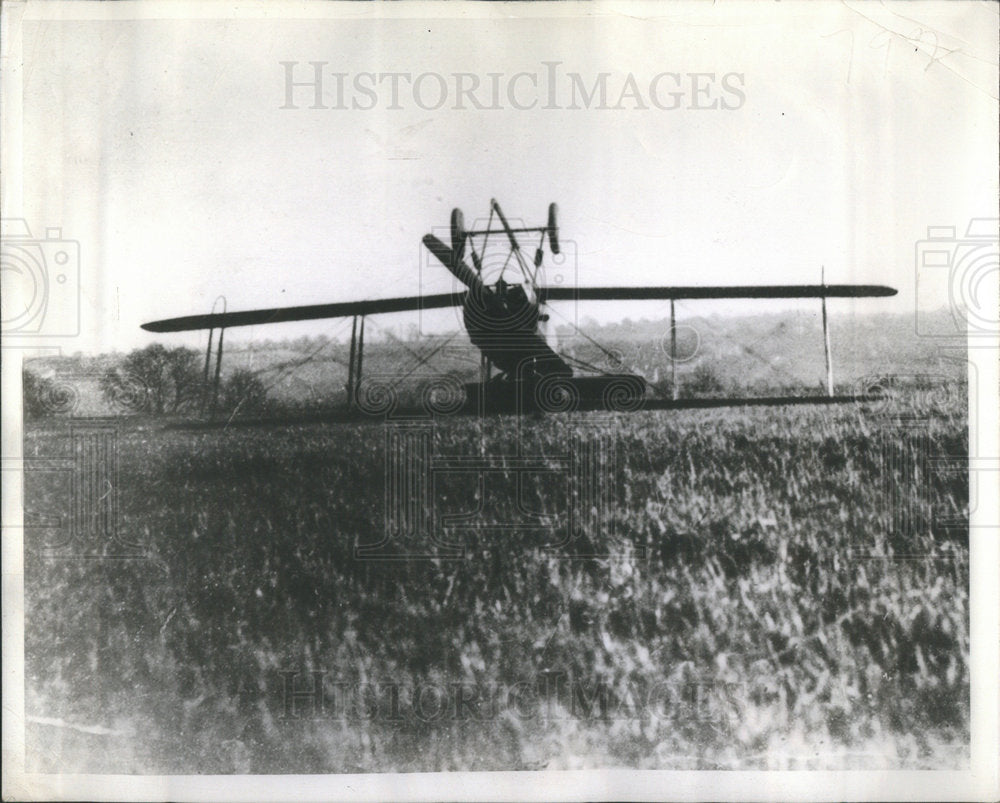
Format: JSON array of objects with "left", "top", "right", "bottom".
[
  {"left": 538, "top": 284, "right": 897, "bottom": 302},
  {"left": 141, "top": 283, "right": 896, "bottom": 333},
  {"left": 141, "top": 292, "right": 466, "bottom": 333}
]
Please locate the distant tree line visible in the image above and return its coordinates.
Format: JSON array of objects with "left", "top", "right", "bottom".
[
  {"left": 23, "top": 344, "right": 270, "bottom": 419},
  {"left": 100, "top": 344, "right": 270, "bottom": 416}
]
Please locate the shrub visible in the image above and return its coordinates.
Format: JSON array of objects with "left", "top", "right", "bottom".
[
  {"left": 680, "top": 362, "right": 726, "bottom": 398},
  {"left": 100, "top": 344, "right": 204, "bottom": 414},
  {"left": 220, "top": 369, "right": 270, "bottom": 416}
]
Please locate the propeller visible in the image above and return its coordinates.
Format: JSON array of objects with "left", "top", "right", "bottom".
[{"left": 423, "top": 233, "right": 486, "bottom": 296}]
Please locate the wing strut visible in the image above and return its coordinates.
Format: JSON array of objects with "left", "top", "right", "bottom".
[
  {"left": 356, "top": 316, "right": 366, "bottom": 405},
  {"left": 212, "top": 327, "right": 226, "bottom": 414},
  {"left": 345, "top": 315, "right": 366, "bottom": 409},
  {"left": 202, "top": 328, "right": 215, "bottom": 409},
  {"left": 670, "top": 299, "right": 678, "bottom": 401},
  {"left": 202, "top": 296, "right": 227, "bottom": 416},
  {"left": 346, "top": 316, "right": 358, "bottom": 407},
  {"left": 821, "top": 267, "right": 834, "bottom": 397}
]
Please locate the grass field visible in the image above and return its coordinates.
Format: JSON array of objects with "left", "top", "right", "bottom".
[{"left": 22, "top": 380, "right": 968, "bottom": 773}]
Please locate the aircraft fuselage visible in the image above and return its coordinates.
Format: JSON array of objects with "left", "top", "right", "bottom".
[{"left": 462, "top": 280, "right": 572, "bottom": 381}]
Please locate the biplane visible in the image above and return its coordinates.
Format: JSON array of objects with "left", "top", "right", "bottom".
[{"left": 141, "top": 200, "right": 897, "bottom": 415}]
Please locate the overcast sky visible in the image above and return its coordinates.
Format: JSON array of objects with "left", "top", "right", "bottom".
[{"left": 4, "top": 1, "right": 997, "bottom": 353}]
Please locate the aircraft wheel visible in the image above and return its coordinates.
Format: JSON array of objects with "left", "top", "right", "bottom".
[{"left": 547, "top": 203, "right": 560, "bottom": 254}]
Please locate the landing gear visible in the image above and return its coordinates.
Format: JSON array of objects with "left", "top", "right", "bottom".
[{"left": 461, "top": 373, "right": 646, "bottom": 414}]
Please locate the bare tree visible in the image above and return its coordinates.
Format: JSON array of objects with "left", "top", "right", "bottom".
[{"left": 100, "top": 344, "right": 204, "bottom": 414}]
